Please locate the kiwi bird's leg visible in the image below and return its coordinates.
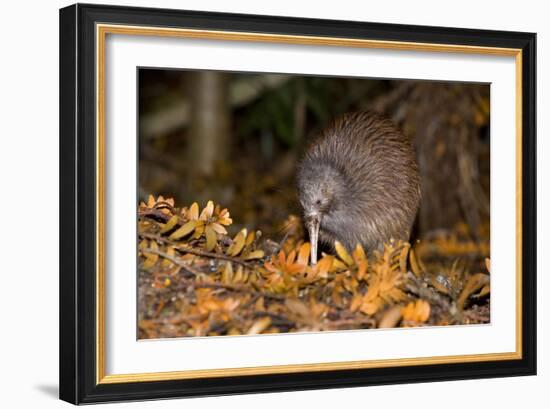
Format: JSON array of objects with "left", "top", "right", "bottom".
[{"left": 305, "top": 213, "right": 321, "bottom": 265}]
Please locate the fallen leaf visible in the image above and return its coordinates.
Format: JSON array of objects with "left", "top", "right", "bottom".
[
  {"left": 378, "top": 305, "right": 403, "bottom": 328},
  {"left": 402, "top": 300, "right": 430, "bottom": 323},
  {"left": 246, "top": 317, "right": 272, "bottom": 335}
]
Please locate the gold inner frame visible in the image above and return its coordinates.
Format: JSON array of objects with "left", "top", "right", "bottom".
[{"left": 95, "top": 23, "right": 523, "bottom": 385}]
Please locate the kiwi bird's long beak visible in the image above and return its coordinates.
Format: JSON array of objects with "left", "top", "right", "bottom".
[{"left": 305, "top": 213, "right": 321, "bottom": 265}]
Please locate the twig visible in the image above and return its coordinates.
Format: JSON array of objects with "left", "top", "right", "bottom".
[
  {"left": 252, "top": 311, "right": 296, "bottom": 327},
  {"left": 176, "top": 246, "right": 253, "bottom": 268},
  {"left": 322, "top": 317, "right": 376, "bottom": 330},
  {"left": 141, "top": 247, "right": 201, "bottom": 276},
  {"left": 139, "top": 231, "right": 254, "bottom": 268},
  {"left": 191, "top": 282, "right": 286, "bottom": 302},
  {"left": 462, "top": 307, "right": 490, "bottom": 323},
  {"left": 139, "top": 209, "right": 172, "bottom": 223},
  {"left": 405, "top": 272, "right": 451, "bottom": 309},
  {"left": 241, "top": 294, "right": 261, "bottom": 309}
]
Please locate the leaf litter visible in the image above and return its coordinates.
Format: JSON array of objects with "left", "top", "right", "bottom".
[{"left": 138, "top": 195, "right": 490, "bottom": 339}]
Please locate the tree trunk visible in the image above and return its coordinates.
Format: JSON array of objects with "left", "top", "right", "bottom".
[{"left": 187, "top": 71, "right": 231, "bottom": 176}]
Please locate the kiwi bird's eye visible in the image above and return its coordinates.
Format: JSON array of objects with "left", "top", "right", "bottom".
[{"left": 315, "top": 199, "right": 322, "bottom": 205}]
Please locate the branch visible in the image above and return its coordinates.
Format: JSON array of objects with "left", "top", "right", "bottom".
[
  {"left": 141, "top": 247, "right": 201, "bottom": 276},
  {"left": 139, "top": 231, "right": 255, "bottom": 268}
]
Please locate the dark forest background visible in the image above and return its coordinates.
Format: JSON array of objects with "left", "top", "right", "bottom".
[{"left": 138, "top": 69, "right": 490, "bottom": 241}]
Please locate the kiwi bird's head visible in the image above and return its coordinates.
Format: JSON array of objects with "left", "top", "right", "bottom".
[{"left": 297, "top": 161, "right": 348, "bottom": 265}]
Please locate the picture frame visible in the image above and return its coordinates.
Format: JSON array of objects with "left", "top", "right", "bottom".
[{"left": 59, "top": 3, "right": 536, "bottom": 404}]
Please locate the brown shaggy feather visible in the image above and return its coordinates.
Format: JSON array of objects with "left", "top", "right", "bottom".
[{"left": 297, "top": 112, "right": 421, "bottom": 256}]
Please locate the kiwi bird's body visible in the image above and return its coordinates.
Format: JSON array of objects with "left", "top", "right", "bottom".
[{"left": 297, "top": 112, "right": 421, "bottom": 263}]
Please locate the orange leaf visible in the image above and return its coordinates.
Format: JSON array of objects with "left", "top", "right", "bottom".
[
  {"left": 316, "top": 255, "right": 333, "bottom": 277},
  {"left": 335, "top": 241, "right": 353, "bottom": 266},
  {"left": 286, "top": 250, "right": 297, "bottom": 265},
  {"left": 352, "top": 244, "right": 366, "bottom": 264},
  {"left": 409, "top": 249, "right": 424, "bottom": 278},
  {"left": 297, "top": 242, "right": 310, "bottom": 265},
  {"left": 457, "top": 273, "right": 490, "bottom": 310},
  {"left": 402, "top": 300, "right": 430, "bottom": 323}
]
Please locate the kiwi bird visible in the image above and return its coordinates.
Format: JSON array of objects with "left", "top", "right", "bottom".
[{"left": 297, "top": 112, "right": 421, "bottom": 264}]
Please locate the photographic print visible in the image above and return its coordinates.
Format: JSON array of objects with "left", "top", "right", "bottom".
[
  {"left": 137, "top": 70, "right": 491, "bottom": 339},
  {"left": 60, "top": 4, "right": 536, "bottom": 403}
]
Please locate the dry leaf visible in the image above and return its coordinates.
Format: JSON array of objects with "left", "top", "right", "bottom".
[
  {"left": 378, "top": 306, "right": 403, "bottom": 328},
  {"left": 457, "top": 273, "right": 490, "bottom": 310},
  {"left": 227, "top": 229, "right": 247, "bottom": 256},
  {"left": 159, "top": 215, "right": 179, "bottom": 234},
  {"left": 243, "top": 250, "right": 265, "bottom": 260},
  {"left": 247, "top": 317, "right": 272, "bottom": 335},
  {"left": 335, "top": 241, "right": 354, "bottom": 266},
  {"left": 204, "top": 225, "right": 217, "bottom": 251},
  {"left": 285, "top": 298, "right": 310, "bottom": 318},
  {"left": 169, "top": 220, "right": 197, "bottom": 240},
  {"left": 402, "top": 300, "right": 430, "bottom": 323}
]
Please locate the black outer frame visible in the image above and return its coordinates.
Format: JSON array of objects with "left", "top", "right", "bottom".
[{"left": 59, "top": 3, "right": 536, "bottom": 405}]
